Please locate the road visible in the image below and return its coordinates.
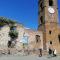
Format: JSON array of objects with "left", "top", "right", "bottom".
[{"left": 0, "top": 55, "right": 60, "bottom": 60}]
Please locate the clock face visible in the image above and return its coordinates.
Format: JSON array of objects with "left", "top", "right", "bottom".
[{"left": 48, "top": 7, "right": 55, "bottom": 14}]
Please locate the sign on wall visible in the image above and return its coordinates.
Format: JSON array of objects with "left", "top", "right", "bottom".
[{"left": 22, "top": 36, "right": 28, "bottom": 44}]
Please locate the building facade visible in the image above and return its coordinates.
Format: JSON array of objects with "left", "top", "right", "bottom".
[
  {"left": 38, "top": 0, "right": 60, "bottom": 54},
  {"left": 0, "top": 0, "right": 60, "bottom": 55},
  {"left": 0, "top": 24, "right": 43, "bottom": 54}
]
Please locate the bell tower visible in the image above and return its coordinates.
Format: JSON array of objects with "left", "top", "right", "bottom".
[
  {"left": 38, "top": 0, "right": 60, "bottom": 52},
  {"left": 38, "top": 0, "right": 58, "bottom": 29}
]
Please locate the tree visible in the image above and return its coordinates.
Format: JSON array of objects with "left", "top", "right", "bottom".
[
  {"left": 9, "top": 30, "right": 18, "bottom": 39},
  {"left": 8, "top": 30, "right": 18, "bottom": 48},
  {"left": 0, "top": 17, "right": 16, "bottom": 27}
]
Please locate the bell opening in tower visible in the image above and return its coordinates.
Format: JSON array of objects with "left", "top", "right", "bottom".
[{"left": 49, "top": 0, "right": 53, "bottom": 6}]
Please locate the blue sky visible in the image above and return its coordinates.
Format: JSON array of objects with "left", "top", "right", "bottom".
[{"left": 0, "top": 0, "right": 60, "bottom": 30}]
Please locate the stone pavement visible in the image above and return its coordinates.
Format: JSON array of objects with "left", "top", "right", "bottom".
[{"left": 0, "top": 54, "right": 60, "bottom": 60}]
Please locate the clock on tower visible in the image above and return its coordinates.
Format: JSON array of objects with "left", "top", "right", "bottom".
[{"left": 48, "top": 7, "right": 55, "bottom": 14}]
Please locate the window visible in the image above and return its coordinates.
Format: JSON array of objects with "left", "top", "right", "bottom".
[
  {"left": 58, "top": 35, "right": 60, "bottom": 43},
  {"left": 49, "top": 30, "right": 52, "bottom": 34},
  {"left": 40, "top": 16, "right": 44, "bottom": 24},
  {"left": 40, "top": 2, "right": 44, "bottom": 11},
  {"left": 36, "top": 35, "right": 40, "bottom": 43},
  {"left": 39, "top": 1, "right": 44, "bottom": 12},
  {"left": 50, "top": 41, "right": 52, "bottom": 44},
  {"left": 40, "top": 3, "right": 43, "bottom": 8},
  {"left": 49, "top": 0, "right": 53, "bottom": 6}
]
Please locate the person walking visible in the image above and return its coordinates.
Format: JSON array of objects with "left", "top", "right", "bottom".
[
  {"left": 53, "top": 49, "right": 57, "bottom": 57},
  {"left": 49, "top": 48, "right": 52, "bottom": 55},
  {"left": 39, "top": 49, "right": 42, "bottom": 57}
]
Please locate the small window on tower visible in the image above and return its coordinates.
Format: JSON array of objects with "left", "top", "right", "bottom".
[
  {"left": 49, "top": 0, "right": 53, "bottom": 6},
  {"left": 40, "top": 16, "right": 44, "bottom": 24},
  {"left": 50, "top": 41, "right": 52, "bottom": 44},
  {"left": 49, "top": 30, "right": 52, "bottom": 34},
  {"left": 40, "top": 3, "right": 43, "bottom": 8},
  {"left": 58, "top": 35, "right": 60, "bottom": 43}
]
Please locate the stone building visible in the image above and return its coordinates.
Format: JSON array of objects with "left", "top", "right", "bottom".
[
  {"left": 14, "top": 25, "right": 43, "bottom": 54},
  {"left": 0, "top": 24, "right": 43, "bottom": 54},
  {"left": 24, "top": 29, "right": 43, "bottom": 55},
  {"left": 0, "top": 0, "right": 60, "bottom": 55}
]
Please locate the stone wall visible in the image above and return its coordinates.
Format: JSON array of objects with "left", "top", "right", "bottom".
[
  {"left": 0, "top": 24, "right": 43, "bottom": 55},
  {"left": 0, "top": 25, "right": 10, "bottom": 50}
]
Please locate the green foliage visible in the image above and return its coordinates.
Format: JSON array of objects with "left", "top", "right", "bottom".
[
  {"left": 0, "top": 22, "right": 6, "bottom": 26},
  {"left": 10, "top": 25, "right": 16, "bottom": 30},
  {"left": 8, "top": 30, "right": 18, "bottom": 48},
  {"left": 9, "top": 30, "right": 18, "bottom": 39},
  {"left": 0, "top": 17, "right": 16, "bottom": 26}
]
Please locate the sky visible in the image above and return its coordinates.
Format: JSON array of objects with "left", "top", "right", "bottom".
[{"left": 0, "top": 0, "right": 60, "bottom": 30}]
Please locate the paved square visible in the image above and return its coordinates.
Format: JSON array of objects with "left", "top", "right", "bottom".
[{"left": 0, "top": 55, "right": 60, "bottom": 60}]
